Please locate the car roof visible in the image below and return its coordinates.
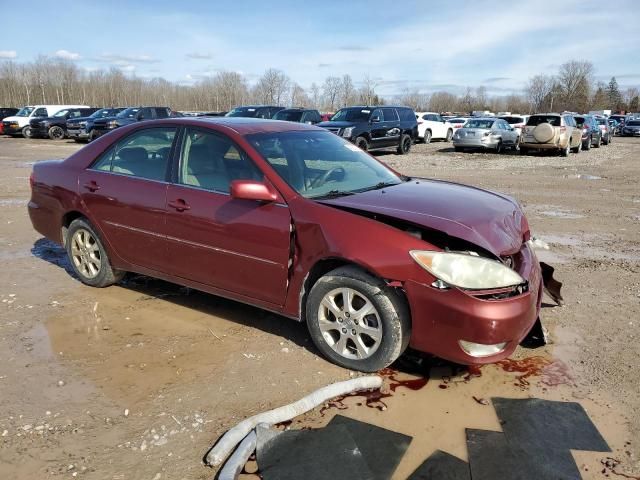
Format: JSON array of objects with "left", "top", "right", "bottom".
[{"left": 150, "top": 117, "right": 322, "bottom": 135}]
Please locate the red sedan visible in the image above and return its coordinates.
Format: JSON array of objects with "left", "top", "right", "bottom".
[{"left": 28, "top": 117, "right": 554, "bottom": 372}]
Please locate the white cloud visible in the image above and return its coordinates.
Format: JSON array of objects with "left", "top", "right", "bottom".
[
  {"left": 186, "top": 52, "right": 212, "bottom": 60},
  {"left": 55, "top": 49, "right": 81, "bottom": 60},
  {"left": 97, "top": 53, "right": 159, "bottom": 64},
  {"left": 0, "top": 50, "right": 17, "bottom": 59}
]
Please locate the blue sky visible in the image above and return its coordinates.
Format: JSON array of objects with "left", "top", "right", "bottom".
[{"left": 1, "top": 0, "right": 639, "bottom": 96}]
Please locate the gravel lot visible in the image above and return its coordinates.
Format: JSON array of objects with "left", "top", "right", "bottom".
[{"left": 0, "top": 135, "right": 639, "bottom": 479}]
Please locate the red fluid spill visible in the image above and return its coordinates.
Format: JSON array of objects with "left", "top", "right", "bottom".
[
  {"left": 318, "top": 368, "right": 429, "bottom": 416},
  {"left": 460, "top": 357, "right": 573, "bottom": 389}
]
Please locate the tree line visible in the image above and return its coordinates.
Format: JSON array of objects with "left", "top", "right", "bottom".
[{"left": 0, "top": 56, "right": 638, "bottom": 114}]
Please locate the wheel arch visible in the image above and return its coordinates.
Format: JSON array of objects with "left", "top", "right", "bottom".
[
  {"left": 61, "top": 210, "right": 86, "bottom": 246},
  {"left": 298, "top": 257, "right": 397, "bottom": 323}
]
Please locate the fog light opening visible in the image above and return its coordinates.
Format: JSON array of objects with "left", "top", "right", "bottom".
[{"left": 459, "top": 340, "right": 508, "bottom": 357}]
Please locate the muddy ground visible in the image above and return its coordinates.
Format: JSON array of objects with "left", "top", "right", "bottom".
[{"left": 0, "top": 135, "right": 639, "bottom": 479}]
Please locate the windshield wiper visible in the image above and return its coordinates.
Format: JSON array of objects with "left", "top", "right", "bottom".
[
  {"left": 357, "top": 181, "right": 402, "bottom": 192},
  {"left": 311, "top": 190, "right": 356, "bottom": 199}
]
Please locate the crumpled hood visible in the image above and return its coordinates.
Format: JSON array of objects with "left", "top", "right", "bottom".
[{"left": 320, "top": 179, "right": 528, "bottom": 256}]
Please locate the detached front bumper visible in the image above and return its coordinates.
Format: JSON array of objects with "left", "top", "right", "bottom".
[{"left": 406, "top": 244, "right": 543, "bottom": 365}]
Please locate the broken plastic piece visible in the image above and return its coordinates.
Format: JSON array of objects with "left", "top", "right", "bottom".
[{"left": 540, "top": 262, "right": 564, "bottom": 306}]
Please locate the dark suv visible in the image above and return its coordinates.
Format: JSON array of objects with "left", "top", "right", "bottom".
[
  {"left": 273, "top": 108, "right": 322, "bottom": 124},
  {"left": 0, "top": 107, "right": 19, "bottom": 135},
  {"left": 92, "top": 107, "right": 175, "bottom": 138},
  {"left": 67, "top": 107, "right": 126, "bottom": 142},
  {"left": 225, "top": 105, "right": 284, "bottom": 119},
  {"left": 29, "top": 107, "right": 99, "bottom": 140},
  {"left": 574, "top": 114, "right": 602, "bottom": 150},
  {"left": 318, "top": 106, "right": 418, "bottom": 154}
]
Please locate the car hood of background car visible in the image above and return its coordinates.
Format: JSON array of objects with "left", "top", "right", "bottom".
[
  {"left": 317, "top": 121, "right": 358, "bottom": 129},
  {"left": 319, "top": 179, "right": 528, "bottom": 256}
]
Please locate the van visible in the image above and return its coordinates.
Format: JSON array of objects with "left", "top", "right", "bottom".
[{"left": 1, "top": 105, "right": 90, "bottom": 137}]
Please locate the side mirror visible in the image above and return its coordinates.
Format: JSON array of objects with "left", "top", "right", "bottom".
[
  {"left": 371, "top": 115, "right": 381, "bottom": 123},
  {"left": 230, "top": 180, "right": 277, "bottom": 202}
]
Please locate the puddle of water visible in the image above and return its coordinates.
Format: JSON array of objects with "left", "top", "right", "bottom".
[
  {"left": 539, "top": 210, "right": 586, "bottom": 219},
  {"left": 0, "top": 199, "right": 28, "bottom": 206},
  {"left": 565, "top": 174, "right": 603, "bottom": 180}
]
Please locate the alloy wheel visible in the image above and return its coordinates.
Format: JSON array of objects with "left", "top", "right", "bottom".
[
  {"left": 317, "top": 287, "right": 382, "bottom": 360},
  {"left": 70, "top": 228, "right": 102, "bottom": 279}
]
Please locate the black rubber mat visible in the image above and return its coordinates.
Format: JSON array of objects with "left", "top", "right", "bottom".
[
  {"left": 327, "top": 415, "right": 412, "bottom": 480},
  {"left": 492, "top": 397, "right": 610, "bottom": 452},
  {"left": 257, "top": 424, "right": 374, "bottom": 480},
  {"left": 407, "top": 450, "right": 471, "bottom": 480}
]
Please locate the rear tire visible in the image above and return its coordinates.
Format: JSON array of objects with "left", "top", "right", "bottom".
[
  {"left": 66, "top": 218, "right": 125, "bottom": 288},
  {"left": 355, "top": 136, "right": 369, "bottom": 151},
  {"left": 423, "top": 130, "right": 432, "bottom": 144},
  {"left": 397, "top": 134, "right": 412, "bottom": 155},
  {"left": 306, "top": 266, "right": 411, "bottom": 372},
  {"left": 584, "top": 136, "right": 591, "bottom": 150},
  {"left": 445, "top": 129, "right": 453, "bottom": 141},
  {"left": 594, "top": 135, "right": 601, "bottom": 148},
  {"left": 495, "top": 140, "right": 503, "bottom": 154}
]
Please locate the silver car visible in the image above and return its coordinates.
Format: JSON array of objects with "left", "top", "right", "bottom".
[{"left": 452, "top": 117, "right": 520, "bottom": 153}]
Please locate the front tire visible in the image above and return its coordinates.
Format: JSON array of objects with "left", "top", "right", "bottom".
[
  {"left": 48, "top": 126, "right": 65, "bottom": 140},
  {"left": 306, "top": 266, "right": 410, "bottom": 372},
  {"left": 561, "top": 142, "right": 570, "bottom": 157},
  {"left": 22, "top": 126, "right": 33, "bottom": 139},
  {"left": 397, "top": 134, "right": 412, "bottom": 155},
  {"left": 66, "top": 218, "right": 124, "bottom": 287},
  {"left": 495, "top": 140, "right": 503, "bottom": 154},
  {"left": 355, "top": 136, "right": 369, "bottom": 151}
]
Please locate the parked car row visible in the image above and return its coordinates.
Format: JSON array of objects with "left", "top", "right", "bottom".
[{"left": 1, "top": 104, "right": 181, "bottom": 141}]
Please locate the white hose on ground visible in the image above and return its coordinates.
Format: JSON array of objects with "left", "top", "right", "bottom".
[
  {"left": 217, "top": 430, "right": 257, "bottom": 480},
  {"left": 206, "top": 375, "right": 383, "bottom": 467}
]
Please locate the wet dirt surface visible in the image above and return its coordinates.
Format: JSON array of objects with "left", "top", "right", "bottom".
[{"left": 1, "top": 136, "right": 639, "bottom": 479}]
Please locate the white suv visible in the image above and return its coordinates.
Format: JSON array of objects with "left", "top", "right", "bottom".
[{"left": 415, "top": 112, "right": 454, "bottom": 143}]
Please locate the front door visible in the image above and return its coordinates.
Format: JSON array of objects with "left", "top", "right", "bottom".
[
  {"left": 163, "top": 127, "right": 291, "bottom": 306},
  {"left": 78, "top": 126, "right": 177, "bottom": 271}
]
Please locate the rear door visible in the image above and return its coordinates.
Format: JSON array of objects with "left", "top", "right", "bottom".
[
  {"left": 78, "top": 126, "right": 177, "bottom": 271},
  {"left": 163, "top": 126, "right": 291, "bottom": 305}
]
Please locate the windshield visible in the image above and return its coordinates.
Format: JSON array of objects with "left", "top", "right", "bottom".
[
  {"left": 464, "top": 119, "right": 494, "bottom": 129},
  {"left": 596, "top": 118, "right": 607, "bottom": 125},
  {"left": 274, "top": 110, "right": 303, "bottom": 122},
  {"left": 117, "top": 108, "right": 140, "bottom": 119},
  {"left": 226, "top": 107, "right": 260, "bottom": 118},
  {"left": 53, "top": 109, "right": 69, "bottom": 118},
  {"left": 330, "top": 108, "right": 372, "bottom": 123},
  {"left": 247, "top": 130, "right": 402, "bottom": 199},
  {"left": 15, "top": 107, "right": 35, "bottom": 117},
  {"left": 91, "top": 108, "right": 115, "bottom": 118}
]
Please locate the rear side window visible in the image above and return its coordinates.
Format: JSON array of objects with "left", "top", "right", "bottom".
[
  {"left": 502, "top": 116, "right": 524, "bottom": 124},
  {"left": 90, "top": 127, "right": 176, "bottom": 181},
  {"left": 178, "top": 128, "right": 262, "bottom": 193},
  {"left": 382, "top": 108, "right": 399, "bottom": 122},
  {"left": 33, "top": 108, "right": 48, "bottom": 117},
  {"left": 398, "top": 108, "right": 416, "bottom": 122},
  {"left": 527, "top": 115, "right": 561, "bottom": 127},
  {"left": 155, "top": 108, "right": 169, "bottom": 119}
]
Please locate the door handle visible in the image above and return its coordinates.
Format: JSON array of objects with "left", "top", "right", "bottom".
[
  {"left": 83, "top": 181, "right": 100, "bottom": 192},
  {"left": 168, "top": 199, "right": 191, "bottom": 212}
]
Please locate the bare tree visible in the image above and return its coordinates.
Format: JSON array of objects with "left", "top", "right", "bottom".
[
  {"left": 253, "top": 68, "right": 290, "bottom": 105},
  {"left": 339, "top": 74, "right": 355, "bottom": 108},
  {"left": 322, "top": 76, "right": 341, "bottom": 111},
  {"left": 398, "top": 88, "right": 429, "bottom": 111},
  {"left": 557, "top": 60, "right": 594, "bottom": 112},
  {"left": 358, "top": 75, "right": 379, "bottom": 106},
  {"left": 428, "top": 91, "right": 457, "bottom": 113},
  {"left": 309, "top": 82, "right": 321, "bottom": 109},
  {"left": 525, "top": 75, "right": 552, "bottom": 113}
]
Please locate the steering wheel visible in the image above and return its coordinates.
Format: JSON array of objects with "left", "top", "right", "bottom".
[{"left": 310, "top": 166, "right": 346, "bottom": 188}]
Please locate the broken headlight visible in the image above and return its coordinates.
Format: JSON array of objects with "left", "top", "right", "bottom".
[{"left": 410, "top": 250, "right": 525, "bottom": 290}]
